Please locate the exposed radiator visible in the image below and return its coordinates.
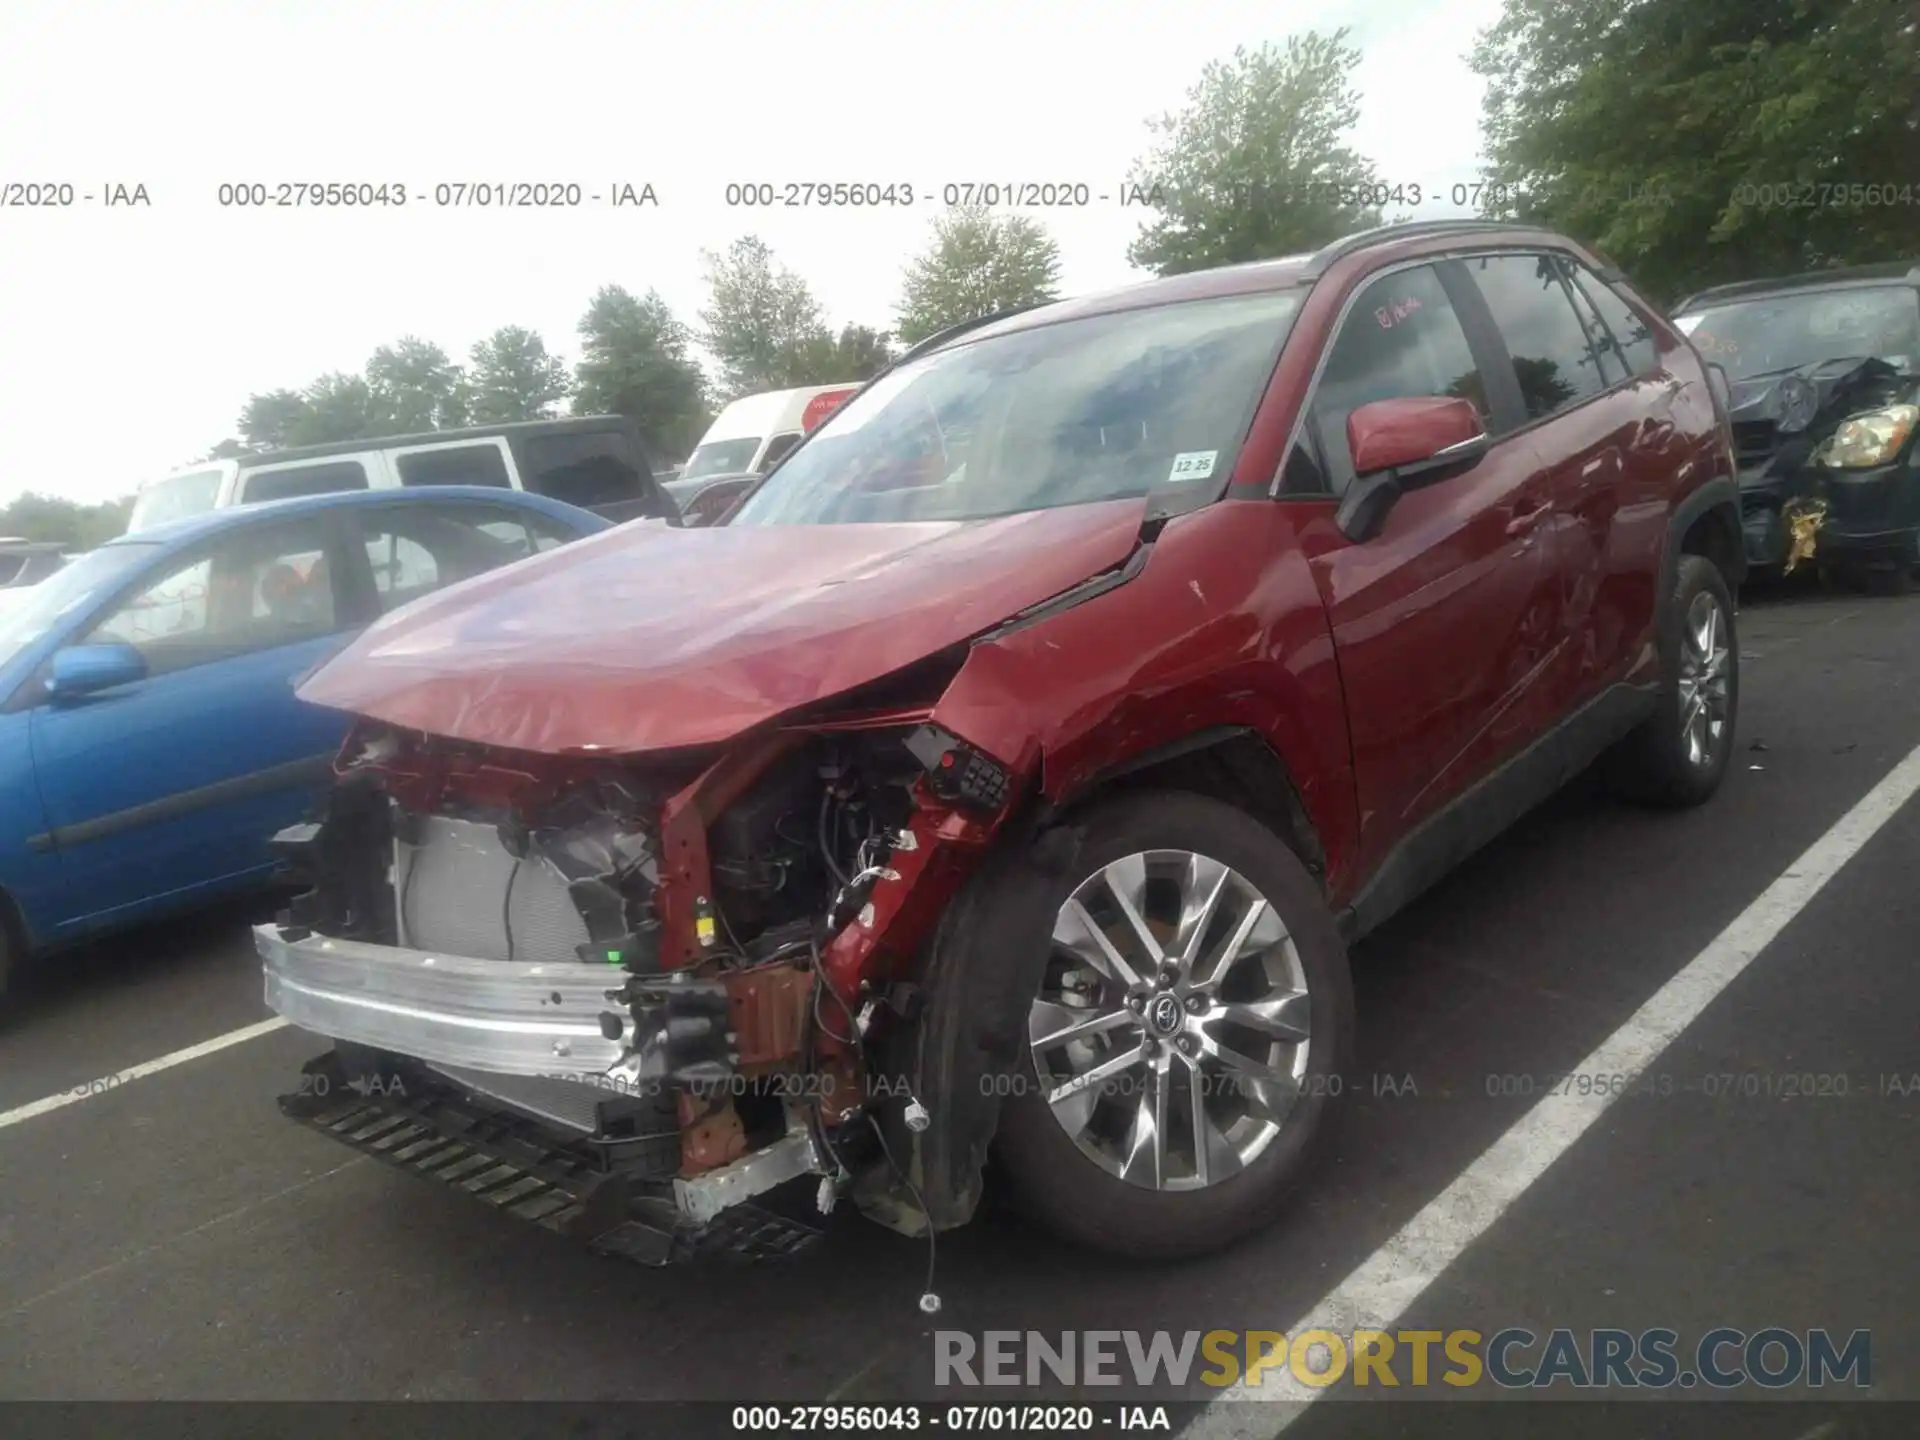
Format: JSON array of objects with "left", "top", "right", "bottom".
[
  {"left": 393, "top": 814, "right": 648, "bottom": 1135},
  {"left": 395, "top": 814, "right": 591, "bottom": 964}
]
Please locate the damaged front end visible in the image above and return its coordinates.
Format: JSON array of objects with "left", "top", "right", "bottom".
[
  {"left": 1726, "top": 357, "right": 1920, "bottom": 575},
  {"left": 260, "top": 701, "right": 1021, "bottom": 1265}
]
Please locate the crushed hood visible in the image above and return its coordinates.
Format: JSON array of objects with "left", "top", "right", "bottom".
[{"left": 297, "top": 500, "right": 1148, "bottom": 755}]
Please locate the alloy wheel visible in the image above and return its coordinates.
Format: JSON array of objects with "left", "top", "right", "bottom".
[
  {"left": 1676, "top": 590, "right": 1731, "bottom": 767},
  {"left": 1027, "top": 849, "right": 1311, "bottom": 1192}
]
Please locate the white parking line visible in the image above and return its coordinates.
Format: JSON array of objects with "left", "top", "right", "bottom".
[
  {"left": 1190, "top": 739, "right": 1920, "bottom": 1434},
  {"left": 0, "top": 1016, "right": 288, "bottom": 1132}
]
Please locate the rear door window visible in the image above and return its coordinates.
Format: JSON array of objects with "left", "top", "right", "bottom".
[
  {"left": 1565, "top": 262, "right": 1660, "bottom": 377},
  {"left": 356, "top": 502, "right": 575, "bottom": 614},
  {"left": 241, "top": 459, "right": 371, "bottom": 504},
  {"left": 392, "top": 442, "right": 513, "bottom": 489},
  {"left": 1555, "top": 260, "right": 1630, "bottom": 386},
  {"left": 1461, "top": 253, "right": 1611, "bottom": 421}
]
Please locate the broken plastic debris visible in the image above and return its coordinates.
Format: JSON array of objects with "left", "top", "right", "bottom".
[{"left": 1782, "top": 498, "right": 1829, "bottom": 575}]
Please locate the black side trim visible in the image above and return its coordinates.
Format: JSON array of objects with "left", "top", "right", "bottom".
[
  {"left": 1662, "top": 474, "right": 1747, "bottom": 593},
  {"left": 25, "top": 751, "right": 337, "bottom": 854},
  {"left": 978, "top": 543, "right": 1151, "bottom": 642},
  {"left": 1079, "top": 724, "right": 1256, "bottom": 788},
  {"left": 1338, "top": 682, "right": 1654, "bottom": 944}
]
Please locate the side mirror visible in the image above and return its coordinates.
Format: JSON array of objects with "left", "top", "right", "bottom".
[
  {"left": 46, "top": 642, "right": 148, "bottom": 701},
  {"left": 1335, "top": 396, "right": 1491, "bottom": 543}
]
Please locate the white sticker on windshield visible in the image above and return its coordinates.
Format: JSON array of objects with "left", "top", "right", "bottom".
[
  {"left": 1168, "top": 450, "right": 1218, "bottom": 482},
  {"left": 1674, "top": 314, "right": 1705, "bottom": 335}
]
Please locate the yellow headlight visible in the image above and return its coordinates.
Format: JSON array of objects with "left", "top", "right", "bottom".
[{"left": 1815, "top": 404, "right": 1919, "bottom": 468}]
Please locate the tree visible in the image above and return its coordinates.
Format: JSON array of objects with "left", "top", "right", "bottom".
[
  {"left": 367, "top": 337, "right": 470, "bottom": 431},
  {"left": 1124, "top": 31, "right": 1385, "bottom": 276},
  {"left": 0, "top": 492, "right": 133, "bottom": 548},
  {"left": 823, "top": 324, "right": 898, "bottom": 380},
  {"left": 1470, "top": 0, "right": 1920, "bottom": 302},
  {"left": 466, "top": 326, "right": 570, "bottom": 424},
  {"left": 894, "top": 207, "right": 1062, "bottom": 345},
  {"left": 572, "top": 285, "right": 711, "bottom": 459},
  {"left": 698, "top": 236, "right": 835, "bottom": 398},
  {"left": 291, "top": 373, "right": 397, "bottom": 445},
  {"left": 237, "top": 389, "right": 311, "bottom": 451},
  {"left": 793, "top": 324, "right": 898, "bottom": 384}
]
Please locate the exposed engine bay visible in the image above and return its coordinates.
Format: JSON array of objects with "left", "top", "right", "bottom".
[{"left": 261, "top": 707, "right": 1016, "bottom": 1271}]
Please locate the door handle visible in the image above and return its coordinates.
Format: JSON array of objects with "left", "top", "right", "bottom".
[{"left": 1505, "top": 500, "right": 1552, "bottom": 537}]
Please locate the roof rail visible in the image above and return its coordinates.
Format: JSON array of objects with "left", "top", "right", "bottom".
[{"left": 1298, "top": 219, "right": 1551, "bottom": 280}]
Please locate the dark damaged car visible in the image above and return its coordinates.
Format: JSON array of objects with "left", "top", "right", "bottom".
[
  {"left": 258, "top": 220, "right": 1744, "bottom": 1270},
  {"left": 1674, "top": 262, "right": 1920, "bottom": 587}
]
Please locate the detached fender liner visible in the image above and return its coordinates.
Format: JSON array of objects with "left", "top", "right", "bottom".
[{"left": 873, "top": 818, "right": 1086, "bottom": 1234}]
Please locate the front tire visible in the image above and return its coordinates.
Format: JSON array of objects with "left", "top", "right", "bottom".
[
  {"left": 976, "top": 791, "right": 1354, "bottom": 1259},
  {"left": 1604, "top": 553, "right": 1739, "bottom": 807}
]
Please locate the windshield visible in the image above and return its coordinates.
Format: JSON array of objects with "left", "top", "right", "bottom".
[
  {"left": 0, "top": 541, "right": 159, "bottom": 673},
  {"left": 1676, "top": 286, "right": 1920, "bottom": 381},
  {"left": 682, "top": 438, "right": 761, "bottom": 481},
  {"left": 127, "top": 467, "right": 224, "bottom": 533},
  {"left": 729, "top": 292, "right": 1302, "bottom": 527}
]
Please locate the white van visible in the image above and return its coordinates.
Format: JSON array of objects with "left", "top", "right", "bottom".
[
  {"left": 680, "top": 383, "right": 861, "bottom": 484},
  {"left": 126, "top": 416, "right": 680, "bottom": 535}
]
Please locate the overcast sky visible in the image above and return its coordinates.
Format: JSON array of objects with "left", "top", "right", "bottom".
[{"left": 0, "top": 0, "right": 1503, "bottom": 507}]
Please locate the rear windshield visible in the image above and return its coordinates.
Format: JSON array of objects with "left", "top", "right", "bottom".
[{"left": 128, "top": 468, "right": 223, "bottom": 532}]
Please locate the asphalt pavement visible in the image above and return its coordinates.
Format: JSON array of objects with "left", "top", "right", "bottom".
[{"left": 1, "top": 578, "right": 1915, "bottom": 1433}]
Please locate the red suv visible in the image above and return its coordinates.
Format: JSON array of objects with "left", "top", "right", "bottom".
[{"left": 261, "top": 220, "right": 1743, "bottom": 1266}]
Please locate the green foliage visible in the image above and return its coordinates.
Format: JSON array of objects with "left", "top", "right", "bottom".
[
  {"left": 1125, "top": 31, "right": 1385, "bottom": 276},
  {"left": 367, "top": 338, "right": 471, "bottom": 431},
  {"left": 466, "top": 326, "right": 571, "bottom": 424},
  {"left": 295, "top": 373, "right": 404, "bottom": 444},
  {"left": 0, "top": 492, "right": 133, "bottom": 549},
  {"left": 572, "top": 285, "right": 712, "bottom": 460},
  {"left": 698, "top": 236, "right": 838, "bottom": 398},
  {"left": 1471, "top": 0, "right": 1920, "bottom": 302},
  {"left": 795, "top": 324, "right": 899, "bottom": 384},
  {"left": 895, "top": 206, "right": 1062, "bottom": 345},
  {"left": 236, "top": 389, "right": 311, "bottom": 451}
]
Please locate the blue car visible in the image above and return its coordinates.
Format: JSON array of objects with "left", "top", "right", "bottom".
[{"left": 0, "top": 485, "right": 611, "bottom": 996}]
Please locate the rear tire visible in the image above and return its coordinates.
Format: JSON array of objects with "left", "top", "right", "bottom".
[
  {"left": 1604, "top": 553, "right": 1739, "bottom": 808},
  {"left": 972, "top": 790, "right": 1354, "bottom": 1259}
]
